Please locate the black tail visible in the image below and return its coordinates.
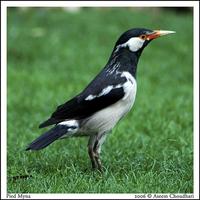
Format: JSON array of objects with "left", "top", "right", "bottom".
[{"left": 25, "top": 125, "right": 70, "bottom": 151}]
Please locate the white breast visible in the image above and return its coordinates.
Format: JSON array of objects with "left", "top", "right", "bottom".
[{"left": 81, "top": 72, "right": 137, "bottom": 134}]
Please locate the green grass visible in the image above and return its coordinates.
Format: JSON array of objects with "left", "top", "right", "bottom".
[{"left": 7, "top": 8, "right": 193, "bottom": 193}]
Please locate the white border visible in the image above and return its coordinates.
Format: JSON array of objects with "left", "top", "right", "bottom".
[
  {"left": 1, "top": 1, "right": 8, "bottom": 199},
  {"left": 1, "top": 1, "right": 198, "bottom": 7},
  {"left": 193, "top": 2, "right": 199, "bottom": 198},
  {"left": 1, "top": 1, "right": 199, "bottom": 199}
]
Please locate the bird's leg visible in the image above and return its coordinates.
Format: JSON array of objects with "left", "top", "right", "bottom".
[
  {"left": 88, "top": 134, "right": 107, "bottom": 171},
  {"left": 88, "top": 145, "right": 98, "bottom": 169},
  {"left": 94, "top": 151, "right": 103, "bottom": 171},
  {"left": 88, "top": 135, "right": 98, "bottom": 169},
  {"left": 93, "top": 134, "right": 107, "bottom": 171}
]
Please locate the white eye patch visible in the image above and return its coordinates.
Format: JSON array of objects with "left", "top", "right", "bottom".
[{"left": 119, "top": 37, "right": 145, "bottom": 52}]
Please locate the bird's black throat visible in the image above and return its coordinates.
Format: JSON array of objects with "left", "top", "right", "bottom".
[{"left": 106, "top": 47, "right": 143, "bottom": 79}]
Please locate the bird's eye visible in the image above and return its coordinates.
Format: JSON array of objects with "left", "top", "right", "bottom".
[{"left": 140, "top": 35, "right": 147, "bottom": 40}]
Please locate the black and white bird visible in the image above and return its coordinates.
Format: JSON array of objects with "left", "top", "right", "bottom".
[{"left": 26, "top": 28, "right": 175, "bottom": 170}]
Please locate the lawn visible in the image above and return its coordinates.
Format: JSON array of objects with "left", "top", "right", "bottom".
[{"left": 7, "top": 7, "right": 193, "bottom": 193}]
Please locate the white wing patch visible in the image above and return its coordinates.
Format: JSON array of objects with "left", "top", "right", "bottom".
[
  {"left": 85, "top": 95, "right": 95, "bottom": 101},
  {"left": 85, "top": 72, "right": 136, "bottom": 101},
  {"left": 99, "top": 85, "right": 113, "bottom": 96},
  {"left": 85, "top": 84, "right": 123, "bottom": 101}
]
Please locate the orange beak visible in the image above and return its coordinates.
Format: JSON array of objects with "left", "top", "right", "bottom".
[{"left": 147, "top": 30, "right": 176, "bottom": 40}]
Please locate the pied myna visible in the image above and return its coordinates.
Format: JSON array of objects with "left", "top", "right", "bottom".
[{"left": 26, "top": 28, "right": 175, "bottom": 170}]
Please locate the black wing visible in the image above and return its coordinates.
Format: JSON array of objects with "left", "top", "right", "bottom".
[{"left": 39, "top": 71, "right": 126, "bottom": 128}]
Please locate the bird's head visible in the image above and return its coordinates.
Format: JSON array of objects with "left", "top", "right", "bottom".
[{"left": 114, "top": 28, "right": 175, "bottom": 55}]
